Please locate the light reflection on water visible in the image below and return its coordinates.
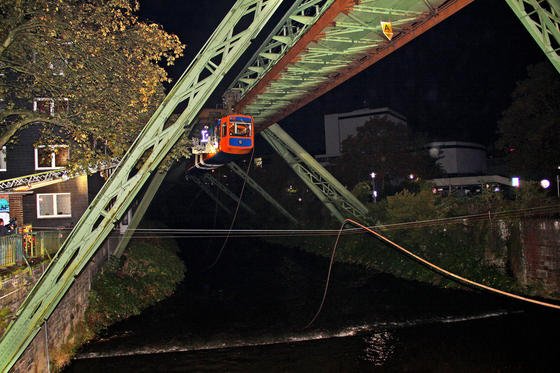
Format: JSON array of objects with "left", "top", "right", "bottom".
[
  {"left": 362, "top": 331, "right": 395, "bottom": 367},
  {"left": 75, "top": 311, "right": 510, "bottom": 361}
]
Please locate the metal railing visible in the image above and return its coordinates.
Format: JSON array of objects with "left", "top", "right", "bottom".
[{"left": 0, "top": 231, "right": 68, "bottom": 268}]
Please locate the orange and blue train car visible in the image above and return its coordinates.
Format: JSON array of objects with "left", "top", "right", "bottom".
[{"left": 194, "top": 114, "right": 254, "bottom": 170}]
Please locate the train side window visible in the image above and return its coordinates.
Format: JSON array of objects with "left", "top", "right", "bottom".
[
  {"left": 230, "top": 121, "right": 251, "bottom": 137},
  {"left": 221, "top": 121, "right": 227, "bottom": 138}
]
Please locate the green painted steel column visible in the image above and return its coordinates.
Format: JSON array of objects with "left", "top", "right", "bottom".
[
  {"left": 227, "top": 162, "right": 298, "bottom": 224},
  {"left": 113, "top": 169, "right": 168, "bottom": 258},
  {"left": 0, "top": 0, "right": 285, "bottom": 370},
  {"left": 262, "top": 123, "right": 372, "bottom": 224},
  {"left": 202, "top": 173, "right": 256, "bottom": 215},
  {"left": 505, "top": 0, "right": 560, "bottom": 73},
  {"left": 187, "top": 175, "right": 233, "bottom": 215}
]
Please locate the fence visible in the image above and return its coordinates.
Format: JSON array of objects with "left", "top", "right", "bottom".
[{"left": 0, "top": 231, "right": 68, "bottom": 268}]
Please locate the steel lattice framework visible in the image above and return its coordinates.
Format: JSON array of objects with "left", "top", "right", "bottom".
[
  {"left": 230, "top": 0, "right": 475, "bottom": 129},
  {"left": 505, "top": 0, "right": 560, "bottom": 73},
  {"left": 2, "top": 0, "right": 559, "bottom": 370},
  {"left": 0, "top": 0, "right": 284, "bottom": 369},
  {"left": 0, "top": 158, "right": 120, "bottom": 191},
  {"left": 227, "top": 162, "right": 299, "bottom": 224},
  {"left": 261, "top": 123, "right": 370, "bottom": 223}
]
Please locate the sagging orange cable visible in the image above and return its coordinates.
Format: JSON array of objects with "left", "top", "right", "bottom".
[{"left": 305, "top": 218, "right": 560, "bottom": 328}]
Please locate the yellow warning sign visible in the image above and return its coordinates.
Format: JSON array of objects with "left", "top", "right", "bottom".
[{"left": 381, "top": 21, "right": 393, "bottom": 41}]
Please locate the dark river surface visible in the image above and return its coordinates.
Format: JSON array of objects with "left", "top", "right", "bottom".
[{"left": 65, "top": 238, "right": 559, "bottom": 372}]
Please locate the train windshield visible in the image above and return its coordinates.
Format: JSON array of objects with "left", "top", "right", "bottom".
[{"left": 229, "top": 120, "right": 252, "bottom": 137}]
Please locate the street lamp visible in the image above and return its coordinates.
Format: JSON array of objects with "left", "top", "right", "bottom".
[
  {"left": 370, "top": 172, "right": 377, "bottom": 203},
  {"left": 556, "top": 166, "right": 560, "bottom": 198},
  {"left": 540, "top": 179, "right": 551, "bottom": 189}
]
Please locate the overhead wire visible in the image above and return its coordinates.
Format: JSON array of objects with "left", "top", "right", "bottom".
[
  {"left": 85, "top": 203, "right": 558, "bottom": 239},
  {"left": 204, "top": 149, "right": 256, "bottom": 270},
  {"left": 304, "top": 217, "right": 560, "bottom": 329}
]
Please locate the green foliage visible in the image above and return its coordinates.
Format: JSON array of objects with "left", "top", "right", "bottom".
[
  {"left": 289, "top": 185, "right": 548, "bottom": 294},
  {"left": 512, "top": 181, "right": 553, "bottom": 209},
  {"left": 351, "top": 181, "right": 372, "bottom": 204},
  {"left": 0, "top": 307, "right": 10, "bottom": 334},
  {"left": 248, "top": 154, "right": 333, "bottom": 228},
  {"left": 334, "top": 116, "right": 440, "bottom": 191},
  {"left": 0, "top": 0, "right": 185, "bottom": 171},
  {"left": 496, "top": 62, "right": 560, "bottom": 179},
  {"left": 85, "top": 237, "right": 185, "bottom": 333}
]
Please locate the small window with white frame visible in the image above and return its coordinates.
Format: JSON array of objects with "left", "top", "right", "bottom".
[
  {"left": 35, "top": 145, "right": 69, "bottom": 170},
  {"left": 0, "top": 146, "right": 6, "bottom": 171},
  {"left": 33, "top": 98, "right": 54, "bottom": 116},
  {"left": 33, "top": 97, "right": 69, "bottom": 116},
  {"left": 37, "top": 193, "right": 71, "bottom": 218},
  {"left": 55, "top": 98, "right": 69, "bottom": 114}
]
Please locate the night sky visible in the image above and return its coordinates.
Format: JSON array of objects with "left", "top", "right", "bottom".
[{"left": 138, "top": 0, "right": 546, "bottom": 154}]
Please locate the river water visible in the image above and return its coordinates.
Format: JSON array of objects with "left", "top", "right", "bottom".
[{"left": 65, "top": 238, "right": 559, "bottom": 372}]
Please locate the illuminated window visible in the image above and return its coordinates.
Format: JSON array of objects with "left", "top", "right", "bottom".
[
  {"left": 37, "top": 193, "right": 71, "bottom": 218},
  {"left": 33, "top": 97, "right": 69, "bottom": 116},
  {"left": 34, "top": 98, "right": 54, "bottom": 116},
  {"left": 230, "top": 121, "right": 251, "bottom": 137},
  {"left": 34, "top": 145, "right": 69, "bottom": 170},
  {"left": 0, "top": 146, "right": 6, "bottom": 171}
]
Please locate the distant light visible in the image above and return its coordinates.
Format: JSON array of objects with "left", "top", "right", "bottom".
[
  {"left": 540, "top": 179, "right": 551, "bottom": 189},
  {"left": 370, "top": 172, "right": 376, "bottom": 179},
  {"left": 373, "top": 190, "right": 378, "bottom": 197},
  {"left": 494, "top": 186, "right": 501, "bottom": 192},
  {"left": 511, "top": 177, "right": 520, "bottom": 187},
  {"left": 408, "top": 174, "right": 415, "bottom": 180}
]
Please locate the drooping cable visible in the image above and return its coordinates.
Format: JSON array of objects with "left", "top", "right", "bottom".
[
  {"left": 204, "top": 148, "right": 255, "bottom": 271},
  {"left": 305, "top": 217, "right": 560, "bottom": 328}
]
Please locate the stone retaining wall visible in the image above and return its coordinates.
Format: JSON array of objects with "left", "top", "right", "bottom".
[
  {"left": 518, "top": 219, "right": 560, "bottom": 297},
  {"left": 9, "top": 234, "right": 121, "bottom": 372}
]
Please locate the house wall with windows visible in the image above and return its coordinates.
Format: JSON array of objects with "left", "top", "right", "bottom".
[
  {"left": 1, "top": 124, "right": 92, "bottom": 229},
  {"left": 21, "top": 175, "right": 89, "bottom": 229}
]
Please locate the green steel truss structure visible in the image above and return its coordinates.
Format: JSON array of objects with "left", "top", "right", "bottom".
[
  {"left": 505, "top": 0, "right": 560, "bottom": 73},
  {"left": 261, "top": 124, "right": 370, "bottom": 224},
  {"left": 0, "top": 0, "right": 284, "bottom": 369},
  {"left": 113, "top": 170, "right": 168, "bottom": 258},
  {"left": 227, "top": 162, "right": 299, "bottom": 224},
  {"left": 186, "top": 174, "right": 233, "bottom": 215},
  {"left": 230, "top": 0, "right": 461, "bottom": 127},
  {"left": 0, "top": 158, "right": 120, "bottom": 192},
  {"left": 2, "top": 0, "right": 560, "bottom": 369},
  {"left": 228, "top": 0, "right": 337, "bottom": 105},
  {"left": 200, "top": 173, "right": 256, "bottom": 216}
]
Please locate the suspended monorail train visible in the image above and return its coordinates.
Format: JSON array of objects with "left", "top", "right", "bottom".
[{"left": 192, "top": 114, "right": 254, "bottom": 170}]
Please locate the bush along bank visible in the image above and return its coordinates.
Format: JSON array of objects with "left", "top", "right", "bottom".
[
  {"left": 273, "top": 183, "right": 557, "bottom": 299},
  {"left": 85, "top": 238, "right": 185, "bottom": 333},
  {"left": 51, "top": 236, "right": 185, "bottom": 370}
]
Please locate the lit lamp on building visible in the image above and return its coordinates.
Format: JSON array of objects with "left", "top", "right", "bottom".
[
  {"left": 557, "top": 166, "right": 560, "bottom": 198},
  {"left": 370, "top": 172, "right": 377, "bottom": 203},
  {"left": 511, "top": 177, "right": 520, "bottom": 188},
  {"left": 540, "top": 179, "right": 551, "bottom": 189}
]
